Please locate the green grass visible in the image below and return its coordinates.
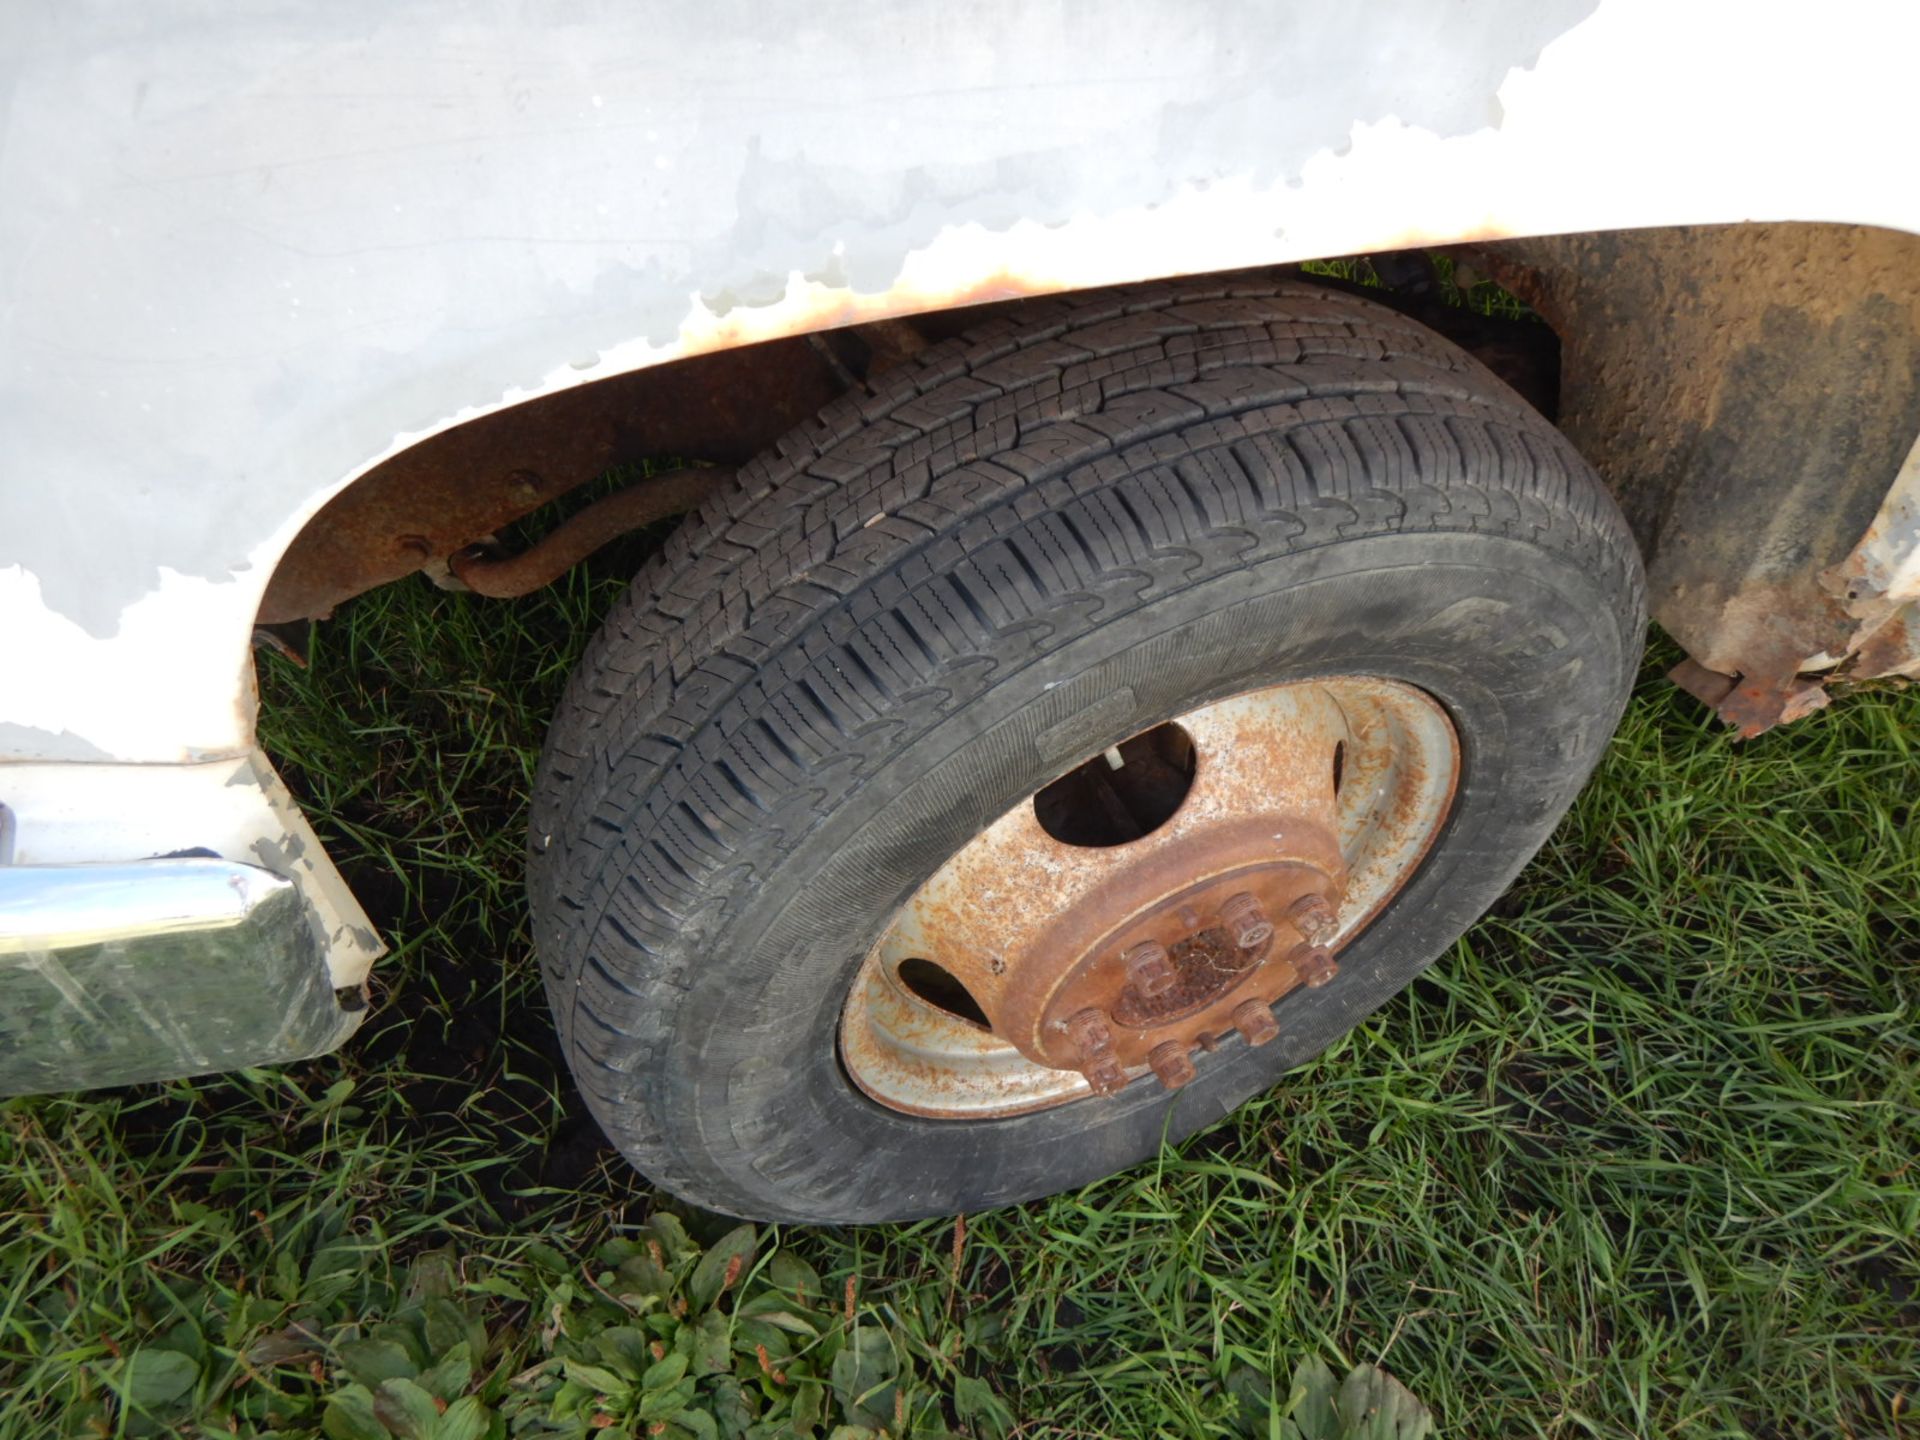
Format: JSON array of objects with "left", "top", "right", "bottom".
[
  {"left": 1299, "top": 253, "right": 1536, "bottom": 321},
  {"left": 2, "top": 505, "right": 1917, "bottom": 1437}
]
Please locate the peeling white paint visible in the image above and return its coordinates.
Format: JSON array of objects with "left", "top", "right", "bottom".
[{"left": 0, "top": 563, "right": 259, "bottom": 763}]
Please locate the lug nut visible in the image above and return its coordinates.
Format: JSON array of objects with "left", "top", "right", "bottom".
[
  {"left": 1289, "top": 892, "right": 1339, "bottom": 943},
  {"left": 1122, "top": 940, "right": 1177, "bottom": 998},
  {"left": 1292, "top": 944, "right": 1339, "bottom": 989},
  {"left": 1220, "top": 893, "right": 1274, "bottom": 949},
  {"left": 1083, "top": 1057, "right": 1127, "bottom": 1096},
  {"left": 1066, "top": 1007, "right": 1114, "bottom": 1057},
  {"left": 1232, "top": 998, "right": 1280, "bottom": 1047},
  {"left": 1148, "top": 1041, "right": 1197, "bottom": 1091}
]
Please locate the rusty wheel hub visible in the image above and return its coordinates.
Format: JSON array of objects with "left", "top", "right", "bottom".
[{"left": 840, "top": 677, "right": 1459, "bottom": 1119}]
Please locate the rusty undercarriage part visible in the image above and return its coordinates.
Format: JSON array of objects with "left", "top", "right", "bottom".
[
  {"left": 447, "top": 466, "right": 732, "bottom": 599},
  {"left": 839, "top": 677, "right": 1459, "bottom": 1120},
  {"left": 1472, "top": 222, "right": 1920, "bottom": 736},
  {"left": 1667, "top": 657, "right": 1831, "bottom": 740},
  {"left": 257, "top": 336, "right": 846, "bottom": 623}
]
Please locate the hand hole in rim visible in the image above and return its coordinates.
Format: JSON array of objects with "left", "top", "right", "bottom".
[
  {"left": 1031, "top": 721, "right": 1196, "bottom": 846},
  {"left": 895, "top": 957, "right": 990, "bottom": 1028}
]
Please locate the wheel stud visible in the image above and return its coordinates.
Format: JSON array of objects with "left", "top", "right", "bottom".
[
  {"left": 1292, "top": 943, "right": 1339, "bottom": 988},
  {"left": 1232, "top": 998, "right": 1279, "bottom": 1047},
  {"left": 1068, "top": 1009, "right": 1125, "bottom": 1093},
  {"left": 1082, "top": 1057, "right": 1127, "bottom": 1096},
  {"left": 1220, "top": 893, "right": 1274, "bottom": 949},
  {"left": 1122, "top": 940, "right": 1176, "bottom": 998},
  {"left": 1289, "top": 892, "right": 1339, "bottom": 943},
  {"left": 1066, "top": 1007, "right": 1114, "bottom": 1058},
  {"left": 1148, "top": 1041, "right": 1197, "bottom": 1090}
]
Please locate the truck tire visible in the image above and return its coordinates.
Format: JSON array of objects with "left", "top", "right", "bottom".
[{"left": 529, "top": 275, "right": 1645, "bottom": 1223}]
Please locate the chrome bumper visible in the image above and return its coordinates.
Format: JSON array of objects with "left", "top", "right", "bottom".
[{"left": 0, "top": 850, "right": 363, "bottom": 1097}]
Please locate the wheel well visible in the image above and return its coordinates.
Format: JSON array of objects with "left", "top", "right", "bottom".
[
  {"left": 257, "top": 221, "right": 1920, "bottom": 723},
  {"left": 253, "top": 256, "right": 1558, "bottom": 626}
]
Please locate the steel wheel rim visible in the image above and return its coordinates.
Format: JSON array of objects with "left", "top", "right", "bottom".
[{"left": 839, "top": 676, "right": 1461, "bottom": 1119}]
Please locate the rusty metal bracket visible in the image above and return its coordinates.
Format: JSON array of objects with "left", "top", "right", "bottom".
[
  {"left": 1668, "top": 658, "right": 1832, "bottom": 740},
  {"left": 448, "top": 466, "right": 731, "bottom": 599},
  {"left": 257, "top": 337, "right": 843, "bottom": 623},
  {"left": 257, "top": 319, "right": 950, "bottom": 623}
]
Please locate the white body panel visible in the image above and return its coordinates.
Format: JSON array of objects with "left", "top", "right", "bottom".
[{"left": 1, "top": 0, "right": 1916, "bottom": 885}]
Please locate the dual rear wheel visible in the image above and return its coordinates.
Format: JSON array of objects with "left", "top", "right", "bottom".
[{"left": 530, "top": 276, "right": 1645, "bottom": 1222}]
